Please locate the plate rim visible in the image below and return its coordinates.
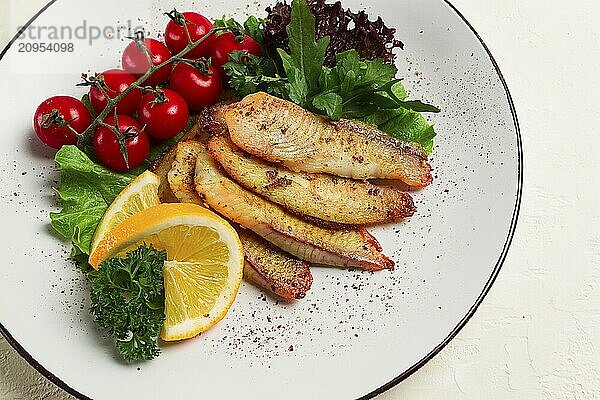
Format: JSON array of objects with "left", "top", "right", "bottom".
[{"left": 0, "top": 1, "right": 523, "bottom": 399}]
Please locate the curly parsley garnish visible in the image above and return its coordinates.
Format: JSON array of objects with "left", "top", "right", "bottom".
[{"left": 88, "top": 244, "right": 166, "bottom": 362}]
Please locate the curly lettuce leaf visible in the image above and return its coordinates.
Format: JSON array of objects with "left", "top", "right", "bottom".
[{"left": 50, "top": 146, "right": 135, "bottom": 254}]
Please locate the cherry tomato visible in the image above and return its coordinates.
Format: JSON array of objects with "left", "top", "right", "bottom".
[
  {"left": 210, "top": 32, "right": 262, "bottom": 70},
  {"left": 89, "top": 69, "right": 142, "bottom": 116},
  {"left": 169, "top": 62, "right": 223, "bottom": 112},
  {"left": 137, "top": 89, "right": 189, "bottom": 140},
  {"left": 33, "top": 96, "right": 92, "bottom": 149},
  {"left": 93, "top": 115, "right": 150, "bottom": 172},
  {"left": 164, "top": 12, "right": 215, "bottom": 59},
  {"left": 122, "top": 38, "right": 172, "bottom": 86}
]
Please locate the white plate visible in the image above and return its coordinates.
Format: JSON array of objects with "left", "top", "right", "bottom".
[{"left": 0, "top": 0, "right": 521, "bottom": 399}]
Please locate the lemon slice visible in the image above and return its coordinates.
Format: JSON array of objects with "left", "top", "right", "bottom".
[
  {"left": 90, "top": 170, "right": 161, "bottom": 255},
  {"left": 89, "top": 203, "right": 244, "bottom": 341}
]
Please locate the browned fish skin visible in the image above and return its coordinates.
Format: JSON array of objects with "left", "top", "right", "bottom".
[
  {"left": 149, "top": 120, "right": 204, "bottom": 202},
  {"left": 167, "top": 141, "right": 205, "bottom": 205},
  {"left": 166, "top": 140, "right": 313, "bottom": 299},
  {"left": 239, "top": 229, "right": 313, "bottom": 300},
  {"left": 198, "top": 102, "right": 232, "bottom": 137},
  {"left": 208, "top": 135, "right": 416, "bottom": 225},
  {"left": 194, "top": 144, "right": 394, "bottom": 271},
  {"left": 148, "top": 146, "right": 180, "bottom": 203},
  {"left": 223, "top": 92, "right": 432, "bottom": 187}
]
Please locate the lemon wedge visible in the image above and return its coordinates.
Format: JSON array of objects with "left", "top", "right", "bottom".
[
  {"left": 89, "top": 170, "right": 161, "bottom": 255},
  {"left": 89, "top": 203, "right": 244, "bottom": 341}
]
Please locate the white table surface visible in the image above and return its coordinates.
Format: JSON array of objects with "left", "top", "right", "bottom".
[{"left": 1, "top": 0, "right": 599, "bottom": 399}]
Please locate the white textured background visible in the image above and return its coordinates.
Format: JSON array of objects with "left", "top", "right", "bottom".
[{"left": 1, "top": 0, "right": 599, "bottom": 399}]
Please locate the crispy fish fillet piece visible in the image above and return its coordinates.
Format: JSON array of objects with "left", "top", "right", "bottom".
[
  {"left": 148, "top": 120, "right": 204, "bottom": 202},
  {"left": 223, "top": 92, "right": 432, "bottom": 187},
  {"left": 167, "top": 140, "right": 205, "bottom": 205},
  {"left": 167, "top": 140, "right": 313, "bottom": 300},
  {"left": 240, "top": 230, "right": 312, "bottom": 300},
  {"left": 198, "top": 102, "right": 230, "bottom": 136},
  {"left": 148, "top": 147, "right": 180, "bottom": 202},
  {"left": 208, "top": 135, "right": 416, "bottom": 226},
  {"left": 194, "top": 144, "right": 394, "bottom": 271}
]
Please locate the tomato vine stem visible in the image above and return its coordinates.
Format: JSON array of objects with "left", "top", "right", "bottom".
[{"left": 77, "top": 24, "right": 227, "bottom": 147}]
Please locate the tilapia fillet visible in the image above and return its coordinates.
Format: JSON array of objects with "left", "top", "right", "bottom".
[
  {"left": 240, "top": 230, "right": 312, "bottom": 300},
  {"left": 148, "top": 120, "right": 204, "bottom": 203},
  {"left": 167, "top": 140, "right": 312, "bottom": 300},
  {"left": 223, "top": 92, "right": 432, "bottom": 187},
  {"left": 148, "top": 146, "right": 180, "bottom": 203},
  {"left": 194, "top": 144, "right": 394, "bottom": 271},
  {"left": 208, "top": 135, "right": 416, "bottom": 225},
  {"left": 198, "top": 102, "right": 230, "bottom": 137},
  {"left": 166, "top": 140, "right": 205, "bottom": 205}
]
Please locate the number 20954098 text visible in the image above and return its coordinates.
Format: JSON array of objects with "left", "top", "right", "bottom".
[{"left": 18, "top": 42, "right": 74, "bottom": 53}]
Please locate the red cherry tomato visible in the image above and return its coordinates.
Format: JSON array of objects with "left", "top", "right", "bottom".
[
  {"left": 210, "top": 32, "right": 262, "bottom": 70},
  {"left": 169, "top": 62, "right": 223, "bottom": 112},
  {"left": 122, "top": 38, "right": 172, "bottom": 86},
  {"left": 93, "top": 115, "right": 150, "bottom": 172},
  {"left": 137, "top": 89, "right": 189, "bottom": 140},
  {"left": 33, "top": 96, "right": 92, "bottom": 149},
  {"left": 89, "top": 69, "right": 142, "bottom": 116},
  {"left": 164, "top": 12, "right": 215, "bottom": 59}
]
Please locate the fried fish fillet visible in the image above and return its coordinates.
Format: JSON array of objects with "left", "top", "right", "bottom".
[
  {"left": 148, "top": 120, "right": 204, "bottom": 203},
  {"left": 148, "top": 147, "right": 180, "bottom": 203},
  {"left": 197, "top": 102, "right": 230, "bottom": 136},
  {"left": 166, "top": 140, "right": 205, "bottom": 205},
  {"left": 167, "top": 140, "right": 313, "bottom": 300},
  {"left": 208, "top": 135, "right": 416, "bottom": 226},
  {"left": 223, "top": 92, "right": 432, "bottom": 187},
  {"left": 240, "top": 229, "right": 312, "bottom": 300},
  {"left": 194, "top": 143, "right": 394, "bottom": 271}
]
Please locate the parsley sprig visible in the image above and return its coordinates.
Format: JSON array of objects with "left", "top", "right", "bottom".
[
  {"left": 88, "top": 244, "right": 166, "bottom": 362},
  {"left": 225, "top": 51, "right": 288, "bottom": 98}
]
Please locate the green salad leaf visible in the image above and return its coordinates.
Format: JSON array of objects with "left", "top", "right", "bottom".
[
  {"left": 243, "top": 16, "right": 266, "bottom": 45},
  {"left": 213, "top": 16, "right": 241, "bottom": 31},
  {"left": 312, "top": 92, "right": 343, "bottom": 119},
  {"left": 214, "top": 15, "right": 268, "bottom": 52},
  {"left": 50, "top": 146, "right": 135, "bottom": 255},
  {"left": 362, "top": 104, "right": 437, "bottom": 153},
  {"left": 307, "top": 50, "right": 439, "bottom": 117},
  {"left": 278, "top": 0, "right": 329, "bottom": 102}
]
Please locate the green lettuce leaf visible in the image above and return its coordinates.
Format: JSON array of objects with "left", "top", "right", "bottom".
[
  {"left": 362, "top": 106, "right": 437, "bottom": 154},
  {"left": 50, "top": 146, "right": 135, "bottom": 254}
]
